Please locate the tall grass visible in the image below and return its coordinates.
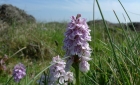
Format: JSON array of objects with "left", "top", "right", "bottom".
[{"left": 0, "top": 0, "right": 140, "bottom": 85}]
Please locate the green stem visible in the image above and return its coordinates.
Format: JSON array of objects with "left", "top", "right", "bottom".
[
  {"left": 5, "top": 76, "right": 13, "bottom": 85},
  {"left": 95, "top": 0, "right": 126, "bottom": 84},
  {"left": 75, "top": 65, "right": 80, "bottom": 85},
  {"left": 72, "top": 55, "right": 80, "bottom": 85}
]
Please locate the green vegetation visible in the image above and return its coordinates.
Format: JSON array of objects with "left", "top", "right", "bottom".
[
  {"left": 1, "top": 0, "right": 140, "bottom": 85},
  {"left": 0, "top": 18, "right": 139, "bottom": 85}
]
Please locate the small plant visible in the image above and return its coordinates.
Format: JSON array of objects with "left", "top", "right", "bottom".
[
  {"left": 12, "top": 63, "right": 26, "bottom": 82},
  {"left": 38, "top": 55, "right": 73, "bottom": 85},
  {"left": 63, "top": 14, "right": 92, "bottom": 85},
  {"left": 36, "top": 14, "right": 92, "bottom": 85},
  {"left": 5, "top": 63, "right": 26, "bottom": 84}
]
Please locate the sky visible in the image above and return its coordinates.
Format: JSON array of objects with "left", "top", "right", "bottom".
[{"left": 0, "top": 0, "right": 140, "bottom": 23}]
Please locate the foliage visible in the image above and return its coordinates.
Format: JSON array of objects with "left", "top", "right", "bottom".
[{"left": 0, "top": 1, "right": 140, "bottom": 85}]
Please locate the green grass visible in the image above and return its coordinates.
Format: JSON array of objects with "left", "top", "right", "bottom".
[
  {"left": 0, "top": 19, "right": 140, "bottom": 85},
  {"left": 1, "top": 1, "right": 140, "bottom": 85}
]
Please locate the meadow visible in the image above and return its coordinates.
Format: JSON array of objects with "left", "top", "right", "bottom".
[{"left": 0, "top": 0, "right": 140, "bottom": 85}]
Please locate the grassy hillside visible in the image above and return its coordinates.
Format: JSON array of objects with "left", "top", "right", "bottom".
[
  {"left": 0, "top": 18, "right": 140, "bottom": 85},
  {"left": 1, "top": 1, "right": 140, "bottom": 84}
]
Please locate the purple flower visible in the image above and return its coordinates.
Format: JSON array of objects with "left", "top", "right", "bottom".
[
  {"left": 48, "top": 55, "right": 73, "bottom": 85},
  {"left": 59, "top": 71, "right": 73, "bottom": 84},
  {"left": 63, "top": 14, "right": 91, "bottom": 72},
  {"left": 12, "top": 63, "right": 26, "bottom": 82},
  {"left": 79, "top": 60, "right": 90, "bottom": 72},
  {"left": 65, "top": 72, "right": 74, "bottom": 82},
  {"left": 63, "top": 14, "right": 91, "bottom": 57}
]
